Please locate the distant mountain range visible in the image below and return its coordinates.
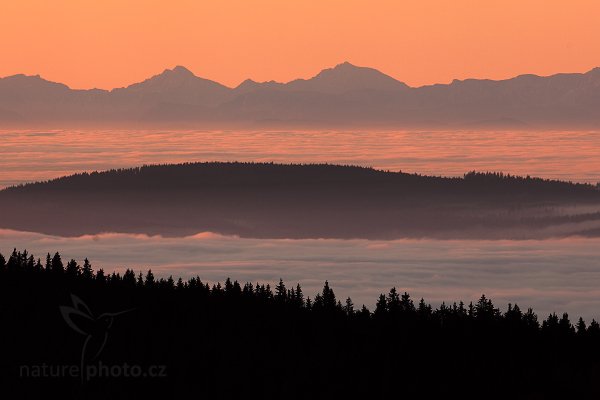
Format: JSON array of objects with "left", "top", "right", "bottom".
[
  {"left": 1, "top": 162, "right": 600, "bottom": 239},
  {"left": 1, "top": 63, "right": 600, "bottom": 128}
]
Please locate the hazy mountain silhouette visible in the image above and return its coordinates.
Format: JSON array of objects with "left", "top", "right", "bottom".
[
  {"left": 1, "top": 162, "right": 600, "bottom": 239},
  {"left": 1, "top": 63, "right": 600, "bottom": 127},
  {"left": 284, "top": 62, "right": 410, "bottom": 93},
  {"left": 112, "top": 66, "right": 231, "bottom": 107}
]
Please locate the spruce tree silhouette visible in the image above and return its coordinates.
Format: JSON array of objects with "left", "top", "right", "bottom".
[
  {"left": 344, "top": 297, "right": 354, "bottom": 316},
  {"left": 374, "top": 294, "right": 388, "bottom": 317},
  {"left": 275, "top": 278, "right": 287, "bottom": 302},
  {"left": 51, "top": 252, "right": 64, "bottom": 274},
  {"left": 588, "top": 319, "right": 600, "bottom": 336},
  {"left": 318, "top": 280, "right": 335, "bottom": 310},
  {"left": 386, "top": 287, "right": 401, "bottom": 315},
  {"left": 65, "top": 259, "right": 80, "bottom": 277},
  {"left": 145, "top": 269, "right": 155, "bottom": 287},
  {"left": 576, "top": 317, "right": 587, "bottom": 335},
  {"left": 81, "top": 258, "right": 93, "bottom": 279}
]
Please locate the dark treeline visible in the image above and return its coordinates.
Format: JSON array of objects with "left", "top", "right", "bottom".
[
  {"left": 5, "top": 162, "right": 597, "bottom": 196},
  {"left": 2, "top": 249, "right": 600, "bottom": 399},
  {"left": 1, "top": 162, "right": 600, "bottom": 239}
]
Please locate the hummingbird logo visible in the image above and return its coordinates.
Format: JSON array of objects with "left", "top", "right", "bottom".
[{"left": 60, "top": 294, "right": 134, "bottom": 382}]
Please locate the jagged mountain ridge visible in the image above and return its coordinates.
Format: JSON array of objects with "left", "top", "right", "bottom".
[{"left": 1, "top": 63, "right": 600, "bottom": 127}]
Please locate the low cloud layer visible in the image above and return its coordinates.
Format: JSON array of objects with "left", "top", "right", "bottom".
[{"left": 2, "top": 229, "right": 600, "bottom": 321}]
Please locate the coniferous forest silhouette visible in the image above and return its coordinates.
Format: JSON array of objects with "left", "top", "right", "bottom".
[
  {"left": 2, "top": 162, "right": 600, "bottom": 239},
  {"left": 2, "top": 249, "right": 600, "bottom": 399}
]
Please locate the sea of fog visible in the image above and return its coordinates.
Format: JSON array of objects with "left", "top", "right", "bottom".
[
  {"left": 1, "top": 129, "right": 600, "bottom": 188},
  {"left": 2, "top": 129, "right": 600, "bottom": 320},
  {"left": 2, "top": 230, "right": 600, "bottom": 321}
]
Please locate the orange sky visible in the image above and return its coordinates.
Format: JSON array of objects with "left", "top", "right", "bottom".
[{"left": 1, "top": 0, "right": 600, "bottom": 89}]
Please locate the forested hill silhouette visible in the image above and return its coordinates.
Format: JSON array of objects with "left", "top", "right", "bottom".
[
  {"left": 1, "top": 162, "right": 600, "bottom": 239},
  {"left": 2, "top": 62, "right": 600, "bottom": 128},
  {"left": 2, "top": 249, "right": 600, "bottom": 398}
]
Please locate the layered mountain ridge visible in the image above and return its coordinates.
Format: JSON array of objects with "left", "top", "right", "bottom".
[{"left": 2, "top": 62, "right": 600, "bottom": 128}]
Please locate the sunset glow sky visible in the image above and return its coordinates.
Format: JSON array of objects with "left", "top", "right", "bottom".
[{"left": 2, "top": 0, "right": 600, "bottom": 89}]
